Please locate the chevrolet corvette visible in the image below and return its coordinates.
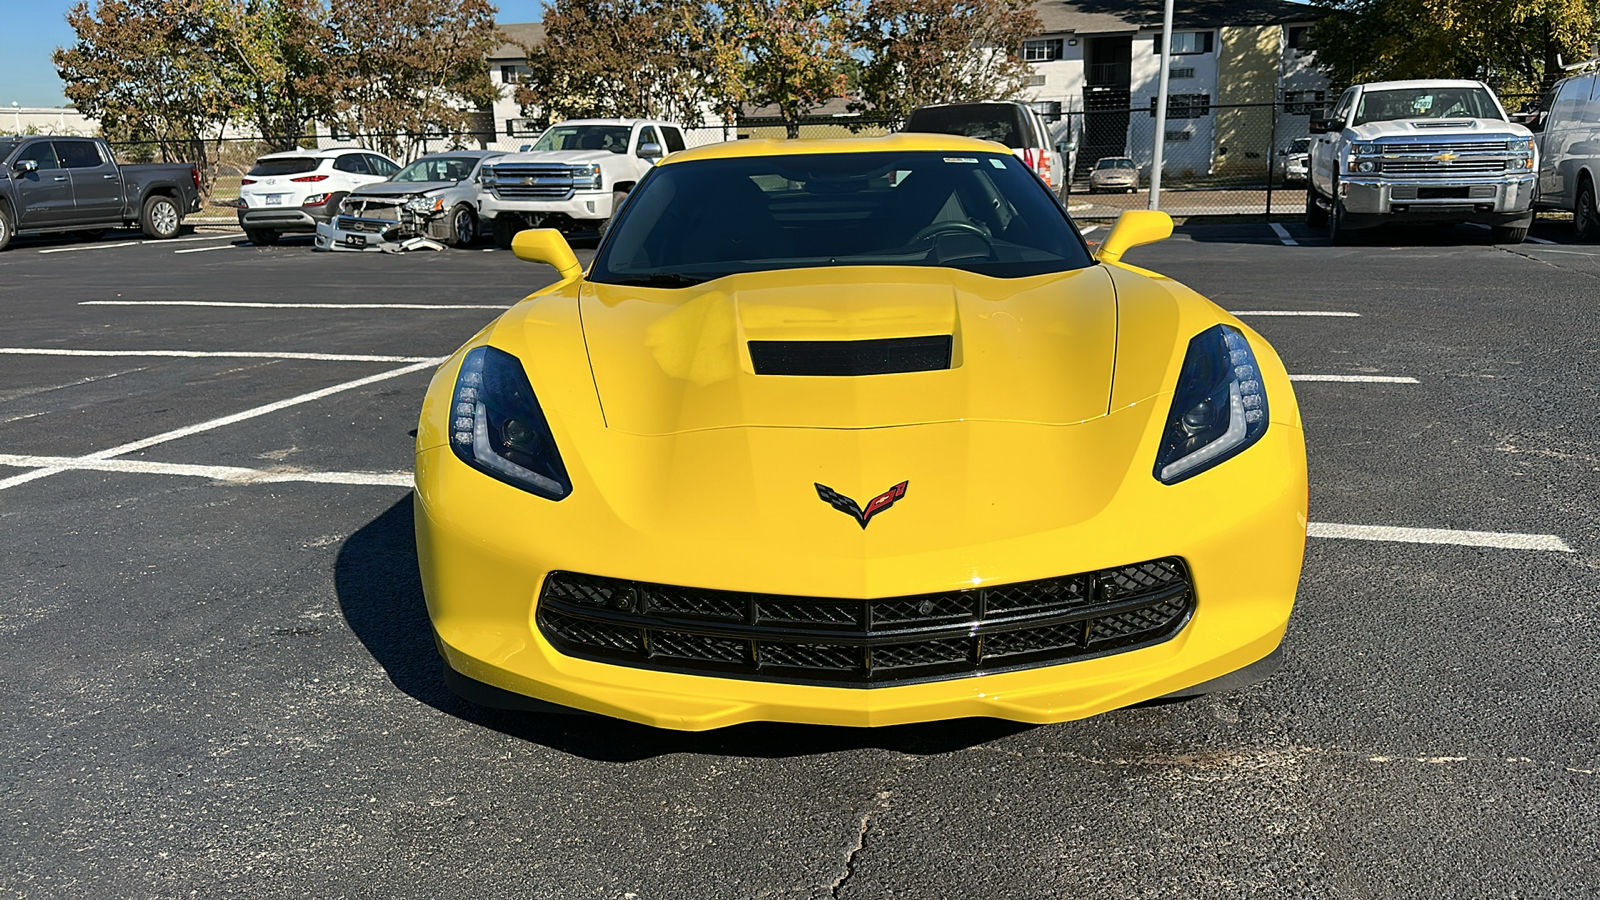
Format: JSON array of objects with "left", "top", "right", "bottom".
[{"left": 413, "top": 134, "right": 1307, "bottom": 730}]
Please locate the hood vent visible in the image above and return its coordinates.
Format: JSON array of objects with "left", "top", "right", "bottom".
[{"left": 748, "top": 335, "right": 953, "bottom": 376}]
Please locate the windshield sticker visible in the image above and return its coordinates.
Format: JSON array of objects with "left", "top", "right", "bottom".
[
  {"left": 988, "top": 158, "right": 1006, "bottom": 169},
  {"left": 943, "top": 157, "right": 979, "bottom": 164}
]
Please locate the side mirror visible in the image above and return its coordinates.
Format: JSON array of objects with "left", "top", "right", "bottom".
[
  {"left": 511, "top": 228, "right": 582, "bottom": 280},
  {"left": 13, "top": 159, "right": 39, "bottom": 176},
  {"left": 1055, "top": 140, "right": 1076, "bottom": 154},
  {"left": 1096, "top": 210, "right": 1173, "bottom": 265},
  {"left": 1308, "top": 119, "right": 1328, "bottom": 135},
  {"left": 638, "top": 142, "right": 664, "bottom": 161}
]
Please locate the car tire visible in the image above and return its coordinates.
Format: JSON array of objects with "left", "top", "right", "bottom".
[
  {"left": 492, "top": 216, "right": 519, "bottom": 250},
  {"left": 1327, "top": 188, "right": 1352, "bottom": 245},
  {"left": 243, "top": 228, "right": 279, "bottom": 246},
  {"left": 1491, "top": 224, "right": 1528, "bottom": 244},
  {"left": 1305, "top": 185, "right": 1327, "bottom": 228},
  {"left": 1575, "top": 179, "right": 1600, "bottom": 243},
  {"left": 0, "top": 203, "right": 13, "bottom": 252},
  {"left": 139, "top": 194, "right": 182, "bottom": 239},
  {"left": 445, "top": 204, "right": 477, "bottom": 248}
]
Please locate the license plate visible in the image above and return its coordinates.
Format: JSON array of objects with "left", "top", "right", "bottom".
[
  {"left": 265, "top": 194, "right": 284, "bottom": 206},
  {"left": 343, "top": 234, "right": 367, "bottom": 248}
]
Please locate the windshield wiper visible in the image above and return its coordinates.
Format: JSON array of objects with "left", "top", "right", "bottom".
[{"left": 606, "top": 272, "right": 717, "bottom": 288}]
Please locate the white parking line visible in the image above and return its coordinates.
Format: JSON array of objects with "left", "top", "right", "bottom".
[
  {"left": 1269, "top": 223, "right": 1299, "bottom": 246},
  {"left": 82, "top": 300, "right": 510, "bottom": 310},
  {"left": 1526, "top": 236, "right": 1556, "bottom": 245},
  {"left": 37, "top": 234, "right": 236, "bottom": 254},
  {"left": 0, "top": 455, "right": 411, "bottom": 487},
  {"left": 0, "top": 359, "right": 441, "bottom": 492},
  {"left": 1080, "top": 225, "right": 1101, "bottom": 237},
  {"left": 1234, "top": 310, "right": 1361, "bottom": 317},
  {"left": 1308, "top": 522, "right": 1572, "bottom": 552},
  {"left": 1290, "top": 374, "right": 1420, "bottom": 383},
  {"left": 173, "top": 243, "right": 246, "bottom": 254},
  {"left": 0, "top": 348, "right": 443, "bottom": 363}
]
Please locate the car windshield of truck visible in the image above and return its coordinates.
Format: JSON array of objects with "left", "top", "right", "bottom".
[
  {"left": 393, "top": 156, "right": 478, "bottom": 183},
  {"left": 248, "top": 157, "right": 320, "bottom": 176},
  {"left": 530, "top": 125, "right": 631, "bottom": 154},
  {"left": 0, "top": 139, "right": 19, "bottom": 162},
  {"left": 590, "top": 150, "right": 1093, "bottom": 285},
  {"left": 1096, "top": 158, "right": 1134, "bottom": 169},
  {"left": 1352, "top": 87, "right": 1503, "bottom": 125},
  {"left": 1290, "top": 138, "right": 1310, "bottom": 153},
  {"left": 903, "top": 104, "right": 1026, "bottom": 149}
]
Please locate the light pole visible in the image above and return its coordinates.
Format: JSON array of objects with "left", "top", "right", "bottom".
[{"left": 1148, "top": 0, "right": 1175, "bottom": 210}]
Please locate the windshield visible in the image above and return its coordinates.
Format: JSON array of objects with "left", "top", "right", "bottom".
[
  {"left": 393, "top": 155, "right": 479, "bottom": 182},
  {"left": 1352, "top": 87, "right": 1503, "bottom": 125},
  {"left": 0, "top": 139, "right": 19, "bottom": 163},
  {"left": 248, "top": 157, "right": 320, "bottom": 176},
  {"left": 903, "top": 104, "right": 1027, "bottom": 149},
  {"left": 590, "top": 150, "right": 1093, "bottom": 286},
  {"left": 1095, "top": 158, "right": 1134, "bottom": 169},
  {"left": 531, "top": 125, "right": 631, "bottom": 154},
  {"left": 1289, "top": 138, "right": 1310, "bottom": 153}
]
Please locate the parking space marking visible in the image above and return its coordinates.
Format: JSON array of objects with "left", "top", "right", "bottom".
[
  {"left": 1290, "top": 374, "right": 1419, "bottom": 384},
  {"left": 1308, "top": 522, "right": 1572, "bottom": 552},
  {"left": 1526, "top": 236, "right": 1556, "bottom": 245},
  {"left": 0, "top": 359, "right": 442, "bottom": 492},
  {"left": 36, "top": 234, "right": 236, "bottom": 255},
  {"left": 1080, "top": 225, "right": 1100, "bottom": 237},
  {"left": 0, "top": 348, "right": 442, "bottom": 363},
  {"left": 1269, "top": 223, "right": 1299, "bottom": 246},
  {"left": 81, "top": 300, "right": 510, "bottom": 311},
  {"left": 173, "top": 243, "right": 246, "bottom": 254},
  {"left": 1233, "top": 310, "right": 1360, "bottom": 317},
  {"left": 0, "top": 454, "right": 410, "bottom": 487}
]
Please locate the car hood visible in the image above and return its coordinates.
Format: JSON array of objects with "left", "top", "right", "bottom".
[
  {"left": 1347, "top": 117, "right": 1532, "bottom": 141},
  {"left": 568, "top": 265, "right": 1118, "bottom": 436},
  {"left": 495, "top": 150, "right": 620, "bottom": 166},
  {"left": 349, "top": 181, "right": 455, "bottom": 198}
]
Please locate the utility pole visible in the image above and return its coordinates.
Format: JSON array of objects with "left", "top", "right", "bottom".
[{"left": 1149, "top": 0, "right": 1175, "bottom": 209}]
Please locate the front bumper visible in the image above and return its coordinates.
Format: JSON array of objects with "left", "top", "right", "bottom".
[
  {"left": 1339, "top": 174, "right": 1535, "bottom": 225},
  {"left": 479, "top": 190, "right": 613, "bottom": 222},
  {"left": 415, "top": 398, "right": 1308, "bottom": 730},
  {"left": 1090, "top": 176, "right": 1137, "bottom": 191},
  {"left": 237, "top": 197, "right": 340, "bottom": 233}
]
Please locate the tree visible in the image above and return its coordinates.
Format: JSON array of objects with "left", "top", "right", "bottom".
[
  {"left": 325, "top": 0, "right": 504, "bottom": 159},
  {"left": 201, "top": 0, "right": 336, "bottom": 151},
  {"left": 851, "top": 0, "right": 1039, "bottom": 120},
  {"left": 720, "top": 0, "right": 860, "bottom": 136},
  {"left": 1310, "top": 0, "right": 1600, "bottom": 96},
  {"left": 517, "top": 0, "right": 726, "bottom": 126},
  {"left": 53, "top": 0, "right": 235, "bottom": 185}
]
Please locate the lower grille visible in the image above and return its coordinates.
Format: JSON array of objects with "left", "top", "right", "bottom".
[
  {"left": 336, "top": 217, "right": 389, "bottom": 234},
  {"left": 1382, "top": 159, "right": 1506, "bottom": 175},
  {"left": 536, "top": 559, "right": 1195, "bottom": 687}
]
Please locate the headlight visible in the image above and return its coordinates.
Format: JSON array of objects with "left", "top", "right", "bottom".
[
  {"left": 1153, "top": 325, "right": 1269, "bottom": 484},
  {"left": 406, "top": 196, "right": 443, "bottom": 214},
  {"left": 1509, "top": 138, "right": 1534, "bottom": 153},
  {"left": 1351, "top": 142, "right": 1379, "bottom": 156},
  {"left": 448, "top": 346, "right": 571, "bottom": 500},
  {"left": 571, "top": 163, "right": 603, "bottom": 190}
]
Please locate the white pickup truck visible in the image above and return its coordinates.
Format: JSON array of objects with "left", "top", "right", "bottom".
[
  {"left": 479, "top": 118, "right": 687, "bottom": 248},
  {"left": 1307, "top": 79, "right": 1536, "bottom": 243}
]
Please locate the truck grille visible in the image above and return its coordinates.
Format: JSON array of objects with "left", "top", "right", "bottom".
[
  {"left": 488, "top": 164, "right": 574, "bottom": 200},
  {"left": 535, "top": 559, "right": 1195, "bottom": 687},
  {"left": 1382, "top": 159, "right": 1506, "bottom": 175},
  {"left": 1379, "top": 141, "right": 1509, "bottom": 154}
]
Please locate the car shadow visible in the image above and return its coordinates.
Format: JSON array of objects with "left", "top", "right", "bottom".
[{"left": 335, "top": 495, "right": 1035, "bottom": 761}]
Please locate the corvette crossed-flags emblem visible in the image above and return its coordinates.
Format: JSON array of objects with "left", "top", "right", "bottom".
[{"left": 815, "top": 481, "right": 909, "bottom": 529}]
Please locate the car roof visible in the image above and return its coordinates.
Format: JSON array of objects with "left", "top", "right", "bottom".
[
  {"left": 1357, "top": 79, "right": 1487, "bottom": 92},
  {"left": 662, "top": 134, "right": 1008, "bottom": 165},
  {"left": 254, "top": 148, "right": 389, "bottom": 161},
  {"left": 413, "top": 150, "right": 502, "bottom": 159},
  {"left": 547, "top": 119, "right": 666, "bottom": 127}
]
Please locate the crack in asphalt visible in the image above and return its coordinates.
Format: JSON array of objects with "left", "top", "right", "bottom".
[
  {"left": 1493, "top": 243, "right": 1600, "bottom": 278},
  {"left": 829, "top": 812, "right": 871, "bottom": 900}
]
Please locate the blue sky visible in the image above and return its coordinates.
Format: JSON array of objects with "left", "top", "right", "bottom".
[{"left": 1, "top": 1, "right": 548, "bottom": 108}]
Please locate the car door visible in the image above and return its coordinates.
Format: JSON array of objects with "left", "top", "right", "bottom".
[
  {"left": 331, "top": 152, "right": 375, "bottom": 192},
  {"left": 11, "top": 140, "right": 73, "bottom": 228},
  {"left": 1312, "top": 88, "right": 1356, "bottom": 196},
  {"left": 57, "top": 139, "right": 122, "bottom": 223}
]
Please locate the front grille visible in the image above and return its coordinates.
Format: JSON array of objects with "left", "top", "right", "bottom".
[
  {"left": 336, "top": 217, "right": 388, "bottom": 234},
  {"left": 488, "top": 164, "right": 574, "bottom": 200},
  {"left": 1381, "top": 159, "right": 1506, "bottom": 175},
  {"left": 536, "top": 559, "right": 1195, "bottom": 687},
  {"left": 748, "top": 335, "right": 954, "bottom": 376},
  {"left": 1378, "top": 140, "right": 1509, "bottom": 154}
]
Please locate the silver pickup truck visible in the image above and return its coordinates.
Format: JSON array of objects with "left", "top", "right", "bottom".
[
  {"left": 0, "top": 135, "right": 201, "bottom": 251},
  {"left": 1307, "top": 80, "right": 1536, "bottom": 244}
]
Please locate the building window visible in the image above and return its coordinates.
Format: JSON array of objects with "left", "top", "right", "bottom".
[
  {"left": 506, "top": 118, "right": 543, "bottom": 136},
  {"left": 1170, "top": 66, "right": 1195, "bottom": 79},
  {"left": 1284, "top": 89, "right": 1326, "bottom": 115},
  {"left": 1155, "top": 31, "right": 1214, "bottom": 55},
  {"left": 1150, "top": 93, "right": 1210, "bottom": 118},
  {"left": 1165, "top": 130, "right": 1192, "bottom": 142},
  {"left": 1026, "top": 74, "right": 1046, "bottom": 87},
  {"left": 1024, "top": 39, "right": 1064, "bottom": 62},
  {"left": 1286, "top": 26, "right": 1310, "bottom": 51},
  {"left": 500, "top": 65, "right": 534, "bottom": 85},
  {"left": 1029, "top": 100, "right": 1062, "bottom": 122}
]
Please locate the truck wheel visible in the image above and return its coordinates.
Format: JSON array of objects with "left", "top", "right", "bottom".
[
  {"left": 244, "top": 228, "right": 280, "bottom": 246},
  {"left": 0, "top": 204, "right": 13, "bottom": 252},
  {"left": 1327, "top": 193, "right": 1352, "bottom": 245},
  {"left": 492, "top": 216, "right": 519, "bottom": 250},
  {"left": 1575, "top": 179, "right": 1600, "bottom": 243},
  {"left": 611, "top": 189, "right": 629, "bottom": 220},
  {"left": 1305, "top": 186, "right": 1327, "bottom": 228},
  {"left": 445, "top": 204, "right": 477, "bottom": 248},
  {"left": 140, "top": 194, "right": 182, "bottom": 239},
  {"left": 1491, "top": 224, "right": 1528, "bottom": 244}
]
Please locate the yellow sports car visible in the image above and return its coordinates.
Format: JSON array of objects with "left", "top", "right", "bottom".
[{"left": 414, "top": 135, "right": 1307, "bottom": 730}]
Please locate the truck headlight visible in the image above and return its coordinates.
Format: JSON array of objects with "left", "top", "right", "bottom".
[
  {"left": 1509, "top": 138, "right": 1533, "bottom": 153},
  {"left": 571, "top": 164, "right": 603, "bottom": 191},
  {"left": 1347, "top": 158, "right": 1378, "bottom": 173},
  {"left": 1351, "top": 142, "right": 1380, "bottom": 155},
  {"left": 1154, "top": 325, "right": 1269, "bottom": 484}
]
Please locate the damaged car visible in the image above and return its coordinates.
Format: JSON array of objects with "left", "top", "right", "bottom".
[{"left": 315, "top": 150, "right": 502, "bottom": 252}]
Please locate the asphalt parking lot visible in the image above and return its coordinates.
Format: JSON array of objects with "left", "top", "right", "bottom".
[{"left": 2, "top": 218, "right": 1597, "bottom": 898}]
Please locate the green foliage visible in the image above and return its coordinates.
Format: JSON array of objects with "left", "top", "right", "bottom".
[
  {"left": 720, "top": 0, "right": 859, "bottom": 135},
  {"left": 1311, "top": 0, "right": 1600, "bottom": 95},
  {"left": 851, "top": 0, "right": 1040, "bottom": 121}
]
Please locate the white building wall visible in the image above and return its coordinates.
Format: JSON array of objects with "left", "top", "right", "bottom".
[
  {"left": 3, "top": 107, "right": 98, "bottom": 137},
  {"left": 1130, "top": 29, "right": 1219, "bottom": 176}
]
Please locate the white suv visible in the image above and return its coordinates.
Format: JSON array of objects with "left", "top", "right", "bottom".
[{"left": 237, "top": 148, "right": 401, "bottom": 245}]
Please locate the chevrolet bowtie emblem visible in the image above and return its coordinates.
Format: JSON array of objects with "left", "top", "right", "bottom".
[
  {"left": 815, "top": 481, "right": 908, "bottom": 529},
  {"left": 1434, "top": 152, "right": 1459, "bottom": 163}
]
